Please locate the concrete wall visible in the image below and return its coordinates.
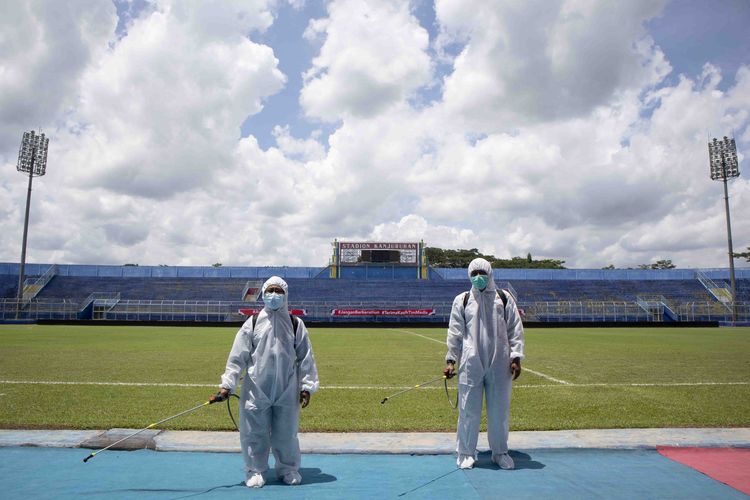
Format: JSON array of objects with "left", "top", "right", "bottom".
[{"left": 0, "top": 263, "right": 325, "bottom": 279}]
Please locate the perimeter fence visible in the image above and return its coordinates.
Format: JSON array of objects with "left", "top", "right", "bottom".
[{"left": 1, "top": 298, "right": 747, "bottom": 324}]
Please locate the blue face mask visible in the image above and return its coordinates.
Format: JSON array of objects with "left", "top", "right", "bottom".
[
  {"left": 470, "top": 275, "right": 489, "bottom": 290},
  {"left": 263, "top": 292, "right": 284, "bottom": 310}
]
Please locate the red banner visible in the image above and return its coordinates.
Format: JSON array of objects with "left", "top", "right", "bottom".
[
  {"left": 239, "top": 308, "right": 306, "bottom": 316},
  {"left": 331, "top": 308, "right": 435, "bottom": 317}
]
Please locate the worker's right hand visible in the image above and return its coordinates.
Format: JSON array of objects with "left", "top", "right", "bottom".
[
  {"left": 443, "top": 362, "right": 456, "bottom": 379},
  {"left": 209, "top": 388, "right": 230, "bottom": 403},
  {"left": 300, "top": 390, "right": 311, "bottom": 408}
]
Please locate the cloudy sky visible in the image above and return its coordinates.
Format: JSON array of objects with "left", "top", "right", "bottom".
[{"left": 1, "top": 0, "right": 748, "bottom": 269}]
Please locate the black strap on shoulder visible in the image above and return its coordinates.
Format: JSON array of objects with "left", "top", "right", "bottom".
[
  {"left": 500, "top": 290, "right": 508, "bottom": 309},
  {"left": 463, "top": 290, "right": 509, "bottom": 319},
  {"left": 290, "top": 314, "right": 299, "bottom": 332}
]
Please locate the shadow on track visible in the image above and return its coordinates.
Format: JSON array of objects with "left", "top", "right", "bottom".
[
  {"left": 474, "top": 450, "right": 546, "bottom": 470},
  {"left": 398, "top": 450, "right": 546, "bottom": 496},
  {"left": 82, "top": 467, "right": 337, "bottom": 498},
  {"left": 398, "top": 467, "right": 461, "bottom": 497},
  {"left": 81, "top": 483, "right": 245, "bottom": 497}
]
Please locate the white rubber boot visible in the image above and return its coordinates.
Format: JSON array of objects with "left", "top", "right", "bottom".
[
  {"left": 458, "top": 454, "right": 476, "bottom": 469},
  {"left": 492, "top": 453, "right": 515, "bottom": 470},
  {"left": 282, "top": 471, "right": 302, "bottom": 485},
  {"left": 246, "top": 473, "right": 266, "bottom": 488}
]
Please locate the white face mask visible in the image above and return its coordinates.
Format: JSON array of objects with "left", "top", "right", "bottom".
[{"left": 263, "top": 291, "right": 284, "bottom": 310}]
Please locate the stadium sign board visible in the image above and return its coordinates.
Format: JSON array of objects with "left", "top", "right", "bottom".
[{"left": 337, "top": 241, "right": 419, "bottom": 265}]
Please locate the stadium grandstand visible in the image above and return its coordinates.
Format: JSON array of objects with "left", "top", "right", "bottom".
[{"left": 1, "top": 240, "right": 748, "bottom": 325}]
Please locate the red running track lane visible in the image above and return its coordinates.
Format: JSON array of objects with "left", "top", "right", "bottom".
[{"left": 657, "top": 446, "right": 750, "bottom": 496}]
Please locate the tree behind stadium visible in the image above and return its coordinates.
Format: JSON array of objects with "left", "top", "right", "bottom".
[{"left": 425, "top": 247, "right": 565, "bottom": 269}]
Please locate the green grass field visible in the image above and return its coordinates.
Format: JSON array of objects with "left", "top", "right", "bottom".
[{"left": 0, "top": 324, "right": 749, "bottom": 432}]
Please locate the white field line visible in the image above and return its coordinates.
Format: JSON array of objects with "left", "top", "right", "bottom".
[
  {"left": 512, "top": 382, "right": 750, "bottom": 389},
  {"left": 0, "top": 380, "right": 216, "bottom": 388},
  {"left": 522, "top": 368, "right": 570, "bottom": 385},
  {"left": 0, "top": 380, "right": 748, "bottom": 390},
  {"left": 391, "top": 328, "right": 571, "bottom": 385},
  {"left": 390, "top": 328, "right": 445, "bottom": 346}
]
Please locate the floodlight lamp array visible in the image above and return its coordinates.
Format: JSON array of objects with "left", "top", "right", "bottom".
[
  {"left": 708, "top": 136, "right": 739, "bottom": 181},
  {"left": 16, "top": 130, "right": 49, "bottom": 176}
]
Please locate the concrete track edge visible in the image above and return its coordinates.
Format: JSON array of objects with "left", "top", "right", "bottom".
[{"left": 1, "top": 428, "right": 749, "bottom": 454}]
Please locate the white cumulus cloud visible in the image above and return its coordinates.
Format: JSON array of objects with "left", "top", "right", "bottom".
[{"left": 301, "top": 0, "right": 432, "bottom": 122}]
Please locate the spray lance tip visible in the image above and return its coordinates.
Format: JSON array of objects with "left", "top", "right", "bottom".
[{"left": 380, "top": 398, "right": 388, "bottom": 405}]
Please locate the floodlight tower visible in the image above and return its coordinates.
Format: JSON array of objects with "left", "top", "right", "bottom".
[
  {"left": 708, "top": 136, "right": 740, "bottom": 322},
  {"left": 15, "top": 130, "right": 49, "bottom": 309}
]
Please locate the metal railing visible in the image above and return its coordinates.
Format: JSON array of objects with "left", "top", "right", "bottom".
[
  {"left": 80, "top": 292, "right": 121, "bottom": 310},
  {"left": 495, "top": 281, "right": 518, "bottom": 300},
  {"left": 677, "top": 301, "right": 750, "bottom": 322},
  {"left": 635, "top": 295, "right": 679, "bottom": 322},
  {"left": 2, "top": 298, "right": 747, "bottom": 324},
  {"left": 0, "top": 298, "right": 79, "bottom": 320},
  {"left": 695, "top": 270, "right": 733, "bottom": 311},
  {"left": 525, "top": 301, "right": 650, "bottom": 322},
  {"left": 21, "top": 264, "right": 57, "bottom": 302},
  {"left": 99, "top": 300, "right": 245, "bottom": 322}
]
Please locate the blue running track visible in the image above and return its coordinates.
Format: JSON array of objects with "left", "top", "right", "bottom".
[{"left": 0, "top": 447, "right": 745, "bottom": 499}]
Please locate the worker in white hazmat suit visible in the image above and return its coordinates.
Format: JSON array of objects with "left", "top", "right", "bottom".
[
  {"left": 213, "top": 276, "right": 319, "bottom": 488},
  {"left": 443, "top": 258, "right": 524, "bottom": 470}
]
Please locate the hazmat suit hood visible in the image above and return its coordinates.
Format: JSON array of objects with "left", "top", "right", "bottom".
[
  {"left": 262, "top": 276, "right": 289, "bottom": 312},
  {"left": 467, "top": 258, "right": 496, "bottom": 292}
]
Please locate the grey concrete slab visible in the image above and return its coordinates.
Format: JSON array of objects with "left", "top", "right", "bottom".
[
  {"left": 0, "top": 430, "right": 100, "bottom": 448},
  {"left": 509, "top": 428, "right": 750, "bottom": 450},
  {"left": 2, "top": 428, "right": 749, "bottom": 454},
  {"left": 155, "top": 430, "right": 237, "bottom": 452},
  {"left": 157, "top": 428, "right": 750, "bottom": 454},
  {"left": 156, "top": 431, "right": 457, "bottom": 454},
  {"left": 301, "top": 432, "right": 456, "bottom": 454},
  {"left": 78, "top": 428, "right": 161, "bottom": 451}
]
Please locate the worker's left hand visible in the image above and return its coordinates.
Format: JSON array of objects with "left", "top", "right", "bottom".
[
  {"left": 209, "top": 388, "right": 229, "bottom": 403},
  {"left": 510, "top": 358, "right": 521, "bottom": 380},
  {"left": 300, "top": 390, "right": 311, "bottom": 408}
]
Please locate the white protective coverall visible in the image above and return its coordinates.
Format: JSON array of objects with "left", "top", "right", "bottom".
[
  {"left": 220, "top": 276, "right": 319, "bottom": 478},
  {"left": 446, "top": 258, "right": 525, "bottom": 461}
]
